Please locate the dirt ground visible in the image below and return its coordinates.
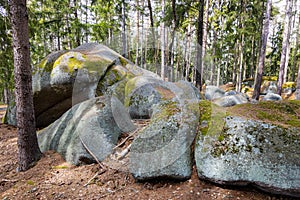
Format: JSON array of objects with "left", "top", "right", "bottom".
[{"left": 0, "top": 106, "right": 296, "bottom": 200}]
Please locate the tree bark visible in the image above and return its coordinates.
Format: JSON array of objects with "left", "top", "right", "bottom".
[
  {"left": 295, "top": 64, "right": 300, "bottom": 100},
  {"left": 196, "top": 0, "right": 204, "bottom": 90},
  {"left": 121, "top": 0, "right": 127, "bottom": 57},
  {"left": 161, "top": 0, "right": 165, "bottom": 79},
  {"left": 277, "top": 0, "right": 293, "bottom": 95},
  {"left": 9, "top": 0, "right": 42, "bottom": 171},
  {"left": 292, "top": 14, "right": 300, "bottom": 81},
  {"left": 252, "top": 0, "right": 272, "bottom": 100}
]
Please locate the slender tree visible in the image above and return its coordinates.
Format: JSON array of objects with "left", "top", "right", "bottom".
[
  {"left": 277, "top": 0, "right": 293, "bottom": 95},
  {"left": 161, "top": 0, "right": 165, "bottom": 79},
  {"left": 9, "top": 0, "right": 42, "bottom": 171},
  {"left": 252, "top": 0, "right": 272, "bottom": 100},
  {"left": 196, "top": 0, "right": 204, "bottom": 90},
  {"left": 291, "top": 13, "right": 300, "bottom": 82},
  {"left": 295, "top": 64, "right": 300, "bottom": 100}
]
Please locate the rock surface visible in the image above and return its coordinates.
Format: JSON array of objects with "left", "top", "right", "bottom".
[
  {"left": 129, "top": 98, "right": 200, "bottom": 181},
  {"left": 213, "top": 93, "right": 249, "bottom": 107},
  {"left": 205, "top": 86, "right": 225, "bottom": 100},
  {"left": 37, "top": 95, "right": 136, "bottom": 165},
  {"left": 195, "top": 109, "right": 300, "bottom": 197},
  {"left": 262, "top": 93, "right": 282, "bottom": 101}
]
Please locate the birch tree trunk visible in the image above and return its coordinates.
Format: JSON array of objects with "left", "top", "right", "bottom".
[
  {"left": 9, "top": 0, "right": 42, "bottom": 171},
  {"left": 252, "top": 0, "right": 272, "bottom": 100}
]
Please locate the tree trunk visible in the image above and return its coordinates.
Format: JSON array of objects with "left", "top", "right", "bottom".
[
  {"left": 292, "top": 14, "right": 300, "bottom": 82},
  {"left": 202, "top": 0, "right": 209, "bottom": 83},
  {"left": 295, "top": 64, "right": 300, "bottom": 100},
  {"left": 121, "top": 0, "right": 127, "bottom": 57},
  {"left": 9, "top": 0, "right": 42, "bottom": 171},
  {"left": 135, "top": 0, "right": 140, "bottom": 66},
  {"left": 277, "top": 0, "right": 293, "bottom": 95},
  {"left": 252, "top": 0, "right": 272, "bottom": 100},
  {"left": 161, "top": 0, "right": 165, "bottom": 79},
  {"left": 196, "top": 0, "right": 204, "bottom": 90}
]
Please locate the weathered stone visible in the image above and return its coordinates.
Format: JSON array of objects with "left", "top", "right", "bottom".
[
  {"left": 37, "top": 95, "right": 135, "bottom": 165},
  {"left": 205, "top": 86, "right": 225, "bottom": 100},
  {"left": 195, "top": 113, "right": 300, "bottom": 197},
  {"left": 262, "top": 93, "right": 282, "bottom": 101},
  {"left": 213, "top": 93, "right": 249, "bottom": 107},
  {"left": 129, "top": 84, "right": 200, "bottom": 181}
]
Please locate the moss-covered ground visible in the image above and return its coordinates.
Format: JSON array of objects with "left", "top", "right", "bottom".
[{"left": 226, "top": 100, "right": 300, "bottom": 128}]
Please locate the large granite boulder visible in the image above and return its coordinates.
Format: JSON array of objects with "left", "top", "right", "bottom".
[
  {"left": 195, "top": 101, "right": 300, "bottom": 197},
  {"left": 129, "top": 81, "right": 201, "bottom": 181},
  {"left": 262, "top": 93, "right": 282, "bottom": 101},
  {"left": 212, "top": 93, "right": 249, "bottom": 107},
  {"left": 205, "top": 86, "right": 225, "bottom": 100},
  {"left": 31, "top": 43, "right": 159, "bottom": 127},
  {"left": 37, "top": 95, "right": 136, "bottom": 165},
  {"left": 129, "top": 99, "right": 200, "bottom": 181}
]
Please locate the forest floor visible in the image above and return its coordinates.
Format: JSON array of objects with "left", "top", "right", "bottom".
[{"left": 0, "top": 105, "right": 296, "bottom": 200}]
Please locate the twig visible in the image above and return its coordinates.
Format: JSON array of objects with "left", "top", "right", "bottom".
[
  {"left": 113, "top": 128, "right": 140, "bottom": 150},
  {"left": 117, "top": 144, "right": 131, "bottom": 160},
  {"left": 80, "top": 136, "right": 106, "bottom": 170},
  {"left": 1, "top": 179, "right": 18, "bottom": 183}
]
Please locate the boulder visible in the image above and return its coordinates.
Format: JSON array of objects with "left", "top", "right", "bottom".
[
  {"left": 262, "top": 93, "right": 282, "bottom": 101},
  {"left": 37, "top": 95, "right": 136, "bottom": 165},
  {"left": 195, "top": 101, "right": 300, "bottom": 197},
  {"left": 31, "top": 43, "right": 159, "bottom": 127},
  {"left": 205, "top": 86, "right": 225, "bottom": 100},
  {"left": 213, "top": 93, "right": 249, "bottom": 107},
  {"left": 129, "top": 98, "right": 200, "bottom": 181},
  {"left": 124, "top": 76, "right": 166, "bottom": 119}
]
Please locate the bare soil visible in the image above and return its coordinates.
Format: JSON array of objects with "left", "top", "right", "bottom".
[{"left": 0, "top": 106, "right": 296, "bottom": 200}]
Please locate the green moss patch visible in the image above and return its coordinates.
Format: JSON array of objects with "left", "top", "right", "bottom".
[{"left": 227, "top": 100, "right": 300, "bottom": 128}]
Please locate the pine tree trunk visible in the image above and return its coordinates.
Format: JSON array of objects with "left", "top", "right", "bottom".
[
  {"left": 252, "top": 0, "right": 271, "bottom": 100},
  {"left": 277, "top": 0, "right": 293, "bottom": 95},
  {"left": 135, "top": 0, "right": 140, "bottom": 66},
  {"left": 121, "top": 0, "right": 127, "bottom": 57},
  {"left": 196, "top": 0, "right": 204, "bottom": 89},
  {"left": 9, "top": 0, "right": 42, "bottom": 171},
  {"left": 295, "top": 64, "right": 300, "bottom": 100},
  {"left": 161, "top": 0, "right": 165, "bottom": 79},
  {"left": 292, "top": 14, "right": 300, "bottom": 82}
]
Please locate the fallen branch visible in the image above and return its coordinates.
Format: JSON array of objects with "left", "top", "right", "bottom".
[
  {"left": 80, "top": 136, "right": 106, "bottom": 170},
  {"left": 83, "top": 169, "right": 106, "bottom": 187},
  {"left": 117, "top": 144, "right": 131, "bottom": 160},
  {"left": 1, "top": 179, "right": 18, "bottom": 183},
  {"left": 113, "top": 129, "right": 138, "bottom": 150}
]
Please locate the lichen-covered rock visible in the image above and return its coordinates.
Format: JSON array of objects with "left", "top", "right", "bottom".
[
  {"left": 262, "top": 93, "right": 282, "bottom": 101},
  {"left": 2, "top": 100, "right": 16, "bottom": 126},
  {"left": 205, "top": 86, "right": 225, "bottom": 100},
  {"left": 195, "top": 107, "right": 300, "bottom": 197},
  {"left": 213, "top": 93, "right": 249, "bottom": 107},
  {"left": 129, "top": 81, "right": 200, "bottom": 181},
  {"left": 37, "top": 95, "right": 135, "bottom": 165},
  {"left": 124, "top": 76, "right": 170, "bottom": 119},
  {"left": 31, "top": 43, "right": 159, "bottom": 127}
]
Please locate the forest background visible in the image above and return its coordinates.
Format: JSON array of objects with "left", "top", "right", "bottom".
[{"left": 0, "top": 0, "right": 299, "bottom": 103}]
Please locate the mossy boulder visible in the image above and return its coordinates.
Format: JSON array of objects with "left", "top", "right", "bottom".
[
  {"left": 31, "top": 43, "right": 159, "bottom": 127},
  {"left": 129, "top": 98, "right": 200, "bottom": 181},
  {"left": 195, "top": 100, "right": 300, "bottom": 197},
  {"left": 37, "top": 95, "right": 135, "bottom": 165}
]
